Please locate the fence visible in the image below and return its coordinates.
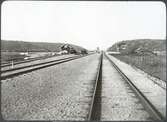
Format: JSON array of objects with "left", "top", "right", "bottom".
[{"left": 111, "top": 53, "right": 166, "bottom": 89}]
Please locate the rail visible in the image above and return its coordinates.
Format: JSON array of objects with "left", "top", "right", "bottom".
[{"left": 87, "top": 52, "right": 103, "bottom": 120}]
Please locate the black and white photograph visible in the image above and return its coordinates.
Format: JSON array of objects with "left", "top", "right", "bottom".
[{"left": 1, "top": 1, "right": 166, "bottom": 121}]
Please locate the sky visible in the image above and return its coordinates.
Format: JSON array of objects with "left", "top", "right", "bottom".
[{"left": 1, "top": 1, "right": 166, "bottom": 50}]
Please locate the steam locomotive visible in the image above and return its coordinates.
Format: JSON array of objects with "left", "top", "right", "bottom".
[{"left": 60, "top": 44, "right": 88, "bottom": 55}]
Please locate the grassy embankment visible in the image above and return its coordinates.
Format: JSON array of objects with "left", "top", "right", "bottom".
[{"left": 108, "top": 39, "right": 166, "bottom": 81}]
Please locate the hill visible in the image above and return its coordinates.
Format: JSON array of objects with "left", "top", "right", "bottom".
[
  {"left": 107, "top": 39, "right": 166, "bottom": 54},
  {"left": 1, "top": 40, "right": 87, "bottom": 52},
  {"left": 107, "top": 39, "right": 166, "bottom": 81}
]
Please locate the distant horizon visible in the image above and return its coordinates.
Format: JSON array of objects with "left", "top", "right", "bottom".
[{"left": 1, "top": 38, "right": 166, "bottom": 51}]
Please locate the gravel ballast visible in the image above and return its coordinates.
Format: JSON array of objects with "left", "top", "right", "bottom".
[
  {"left": 1, "top": 53, "right": 101, "bottom": 120},
  {"left": 101, "top": 55, "right": 152, "bottom": 120}
]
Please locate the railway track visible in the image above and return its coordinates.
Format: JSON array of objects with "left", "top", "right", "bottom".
[
  {"left": 1, "top": 54, "right": 92, "bottom": 80},
  {"left": 1, "top": 54, "right": 56, "bottom": 68},
  {"left": 87, "top": 52, "right": 165, "bottom": 121},
  {"left": 1, "top": 55, "right": 82, "bottom": 73},
  {"left": 1, "top": 51, "right": 165, "bottom": 120}
]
